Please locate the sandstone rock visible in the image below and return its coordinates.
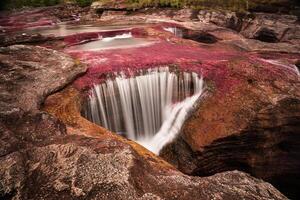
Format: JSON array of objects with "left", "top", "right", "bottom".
[
  {"left": 160, "top": 56, "right": 300, "bottom": 199},
  {"left": 221, "top": 38, "right": 300, "bottom": 54},
  {"left": 0, "top": 7, "right": 297, "bottom": 199},
  {"left": 0, "top": 4, "right": 87, "bottom": 32},
  {"left": 296, "top": 60, "right": 300, "bottom": 70},
  {"left": 239, "top": 13, "right": 300, "bottom": 45},
  {"left": 0, "top": 33, "right": 53, "bottom": 47},
  {"left": 91, "top": 0, "right": 128, "bottom": 11},
  {"left": 0, "top": 45, "right": 86, "bottom": 117},
  {"left": 0, "top": 43, "right": 288, "bottom": 199},
  {"left": 1, "top": 130, "right": 288, "bottom": 200},
  {"left": 253, "top": 27, "right": 279, "bottom": 43},
  {"left": 182, "top": 30, "right": 219, "bottom": 44},
  {"left": 173, "top": 9, "right": 199, "bottom": 22}
]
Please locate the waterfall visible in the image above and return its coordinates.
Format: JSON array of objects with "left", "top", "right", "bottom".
[
  {"left": 101, "top": 32, "right": 133, "bottom": 42},
  {"left": 163, "top": 27, "right": 183, "bottom": 37},
  {"left": 83, "top": 67, "right": 204, "bottom": 154}
]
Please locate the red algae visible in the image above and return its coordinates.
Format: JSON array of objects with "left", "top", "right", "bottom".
[
  {"left": 63, "top": 27, "right": 149, "bottom": 46},
  {"left": 3, "top": 12, "right": 297, "bottom": 97},
  {"left": 0, "top": 9, "right": 58, "bottom": 32},
  {"left": 68, "top": 40, "right": 243, "bottom": 91}
]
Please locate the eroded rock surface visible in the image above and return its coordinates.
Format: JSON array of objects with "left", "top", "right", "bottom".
[
  {"left": 160, "top": 55, "right": 300, "bottom": 198},
  {"left": 0, "top": 44, "right": 288, "bottom": 199},
  {"left": 1, "top": 5, "right": 299, "bottom": 199},
  {"left": 0, "top": 45, "right": 86, "bottom": 117}
]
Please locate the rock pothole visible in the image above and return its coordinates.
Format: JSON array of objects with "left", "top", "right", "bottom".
[{"left": 81, "top": 67, "right": 205, "bottom": 154}]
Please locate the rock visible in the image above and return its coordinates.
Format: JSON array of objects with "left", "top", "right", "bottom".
[
  {"left": 253, "top": 27, "right": 279, "bottom": 43},
  {"left": 239, "top": 13, "right": 300, "bottom": 45},
  {"left": 160, "top": 56, "right": 300, "bottom": 199},
  {"left": 221, "top": 38, "right": 300, "bottom": 54},
  {"left": 0, "top": 7, "right": 297, "bottom": 199},
  {"left": 0, "top": 33, "right": 53, "bottom": 47},
  {"left": 91, "top": 1, "right": 128, "bottom": 11},
  {"left": 197, "top": 10, "right": 242, "bottom": 31},
  {"left": 296, "top": 60, "right": 300, "bottom": 70},
  {"left": 0, "top": 130, "right": 288, "bottom": 200},
  {"left": 173, "top": 9, "right": 199, "bottom": 22},
  {"left": 182, "top": 30, "right": 218, "bottom": 44},
  {"left": 0, "top": 4, "right": 87, "bottom": 32},
  {"left": 0, "top": 45, "right": 86, "bottom": 117},
  {"left": 0, "top": 43, "right": 288, "bottom": 199}
]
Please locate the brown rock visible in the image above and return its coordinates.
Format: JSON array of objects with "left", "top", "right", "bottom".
[
  {"left": 0, "top": 44, "right": 288, "bottom": 199},
  {"left": 0, "top": 33, "right": 53, "bottom": 47},
  {"left": 0, "top": 45, "right": 86, "bottom": 117},
  {"left": 239, "top": 13, "right": 300, "bottom": 45},
  {"left": 91, "top": 0, "right": 129, "bottom": 11},
  {"left": 160, "top": 57, "right": 300, "bottom": 198}
]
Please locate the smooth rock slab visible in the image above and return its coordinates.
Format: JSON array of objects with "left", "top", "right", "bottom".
[{"left": 0, "top": 45, "right": 86, "bottom": 118}]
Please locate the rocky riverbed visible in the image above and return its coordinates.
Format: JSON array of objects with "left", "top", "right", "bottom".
[{"left": 0, "top": 2, "right": 299, "bottom": 199}]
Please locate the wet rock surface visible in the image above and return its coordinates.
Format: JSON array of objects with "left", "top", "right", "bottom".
[
  {"left": 1, "top": 4, "right": 300, "bottom": 200},
  {"left": 87, "top": 7, "right": 300, "bottom": 49},
  {"left": 159, "top": 56, "right": 300, "bottom": 199},
  {"left": 0, "top": 45, "right": 288, "bottom": 200}
]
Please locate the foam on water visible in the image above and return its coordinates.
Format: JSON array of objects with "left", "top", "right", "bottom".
[{"left": 101, "top": 32, "right": 133, "bottom": 42}]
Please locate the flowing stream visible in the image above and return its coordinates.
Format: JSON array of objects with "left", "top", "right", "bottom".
[
  {"left": 82, "top": 67, "right": 204, "bottom": 154},
  {"left": 67, "top": 32, "right": 154, "bottom": 51}
]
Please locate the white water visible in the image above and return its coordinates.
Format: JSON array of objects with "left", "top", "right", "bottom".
[
  {"left": 163, "top": 27, "right": 183, "bottom": 38},
  {"left": 83, "top": 67, "right": 204, "bottom": 154},
  {"left": 24, "top": 23, "right": 136, "bottom": 37},
  {"left": 101, "top": 33, "right": 133, "bottom": 42},
  {"left": 67, "top": 33, "right": 153, "bottom": 51}
]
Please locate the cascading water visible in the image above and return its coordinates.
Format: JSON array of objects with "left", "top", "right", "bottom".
[
  {"left": 163, "top": 27, "right": 183, "bottom": 38},
  {"left": 82, "top": 67, "right": 204, "bottom": 154}
]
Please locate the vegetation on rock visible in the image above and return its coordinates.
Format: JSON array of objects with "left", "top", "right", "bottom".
[
  {"left": 128, "top": 0, "right": 299, "bottom": 11},
  {"left": 0, "top": 0, "right": 94, "bottom": 9},
  {"left": 1, "top": 0, "right": 298, "bottom": 11}
]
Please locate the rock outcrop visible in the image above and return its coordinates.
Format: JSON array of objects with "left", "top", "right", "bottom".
[
  {"left": 1, "top": 5, "right": 299, "bottom": 199},
  {"left": 160, "top": 54, "right": 300, "bottom": 199},
  {"left": 0, "top": 44, "right": 288, "bottom": 199},
  {"left": 0, "top": 45, "right": 86, "bottom": 117}
]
